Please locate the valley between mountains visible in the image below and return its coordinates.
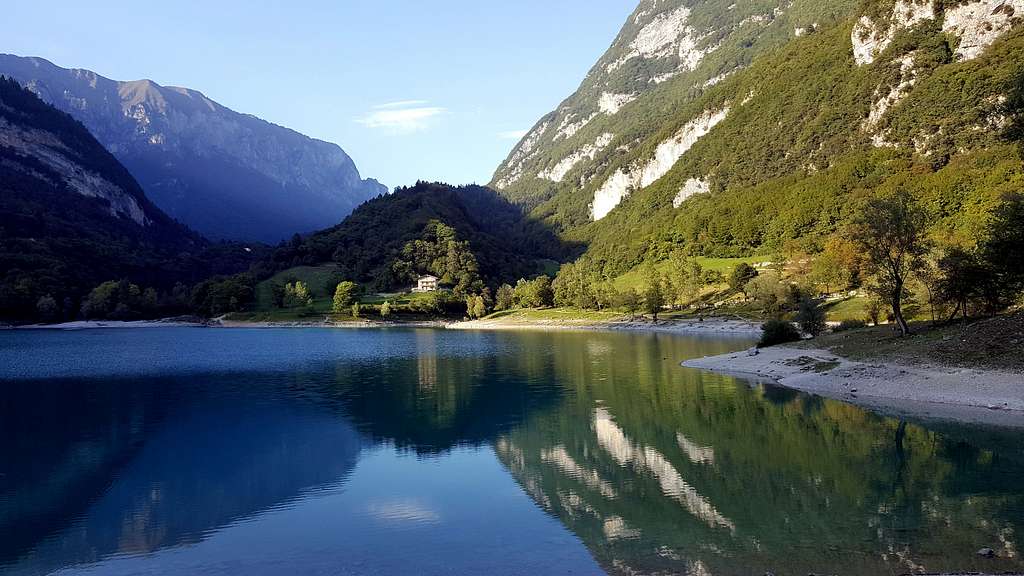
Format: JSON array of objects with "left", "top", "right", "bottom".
[{"left": 2, "top": 0, "right": 1023, "bottom": 420}]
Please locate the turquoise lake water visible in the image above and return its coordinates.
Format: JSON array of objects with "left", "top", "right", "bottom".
[{"left": 1, "top": 327, "right": 1022, "bottom": 575}]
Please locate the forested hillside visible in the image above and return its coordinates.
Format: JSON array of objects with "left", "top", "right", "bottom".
[
  {"left": 494, "top": 0, "right": 1024, "bottom": 281},
  {"left": 261, "top": 182, "right": 570, "bottom": 291},
  {"left": 493, "top": 0, "right": 860, "bottom": 218}
]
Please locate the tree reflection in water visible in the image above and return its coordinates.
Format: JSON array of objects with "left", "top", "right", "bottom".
[
  {"left": 493, "top": 332, "right": 1024, "bottom": 575},
  {"left": 2, "top": 328, "right": 1022, "bottom": 576}
]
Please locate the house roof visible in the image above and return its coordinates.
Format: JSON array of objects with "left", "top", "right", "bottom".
[{"left": 418, "top": 275, "right": 439, "bottom": 281}]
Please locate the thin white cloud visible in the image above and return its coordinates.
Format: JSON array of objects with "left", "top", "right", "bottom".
[
  {"left": 373, "top": 100, "right": 430, "bottom": 110},
  {"left": 357, "top": 100, "right": 446, "bottom": 133},
  {"left": 497, "top": 129, "right": 529, "bottom": 140}
]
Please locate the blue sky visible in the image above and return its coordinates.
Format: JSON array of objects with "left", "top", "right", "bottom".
[{"left": 5, "top": 1, "right": 636, "bottom": 189}]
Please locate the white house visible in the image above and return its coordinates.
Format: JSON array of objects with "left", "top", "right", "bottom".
[{"left": 414, "top": 275, "right": 439, "bottom": 293}]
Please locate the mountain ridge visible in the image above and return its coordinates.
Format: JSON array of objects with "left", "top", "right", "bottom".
[
  {"left": 0, "top": 76, "right": 258, "bottom": 320},
  {"left": 490, "top": 0, "right": 1024, "bottom": 279},
  {"left": 0, "top": 54, "right": 387, "bottom": 242}
]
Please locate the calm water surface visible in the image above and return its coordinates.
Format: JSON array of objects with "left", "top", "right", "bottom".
[{"left": 1, "top": 327, "right": 1023, "bottom": 575}]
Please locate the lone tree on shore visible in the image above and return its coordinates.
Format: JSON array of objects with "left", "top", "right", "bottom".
[
  {"left": 642, "top": 268, "right": 665, "bottom": 321},
  {"left": 850, "top": 190, "right": 929, "bottom": 336},
  {"left": 618, "top": 289, "right": 640, "bottom": 320},
  {"left": 332, "top": 281, "right": 358, "bottom": 313}
]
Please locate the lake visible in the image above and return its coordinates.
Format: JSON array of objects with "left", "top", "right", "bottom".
[{"left": 1, "top": 327, "right": 1022, "bottom": 575}]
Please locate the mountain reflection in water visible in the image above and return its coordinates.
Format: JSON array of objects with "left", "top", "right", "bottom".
[
  {"left": 1, "top": 327, "right": 1022, "bottom": 576},
  {"left": 495, "top": 339, "right": 1024, "bottom": 575}
]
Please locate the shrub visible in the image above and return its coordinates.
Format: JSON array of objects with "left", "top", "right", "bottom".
[
  {"left": 758, "top": 319, "right": 801, "bottom": 348},
  {"left": 834, "top": 319, "right": 867, "bottom": 332},
  {"left": 865, "top": 298, "right": 882, "bottom": 326},
  {"left": 728, "top": 262, "right": 759, "bottom": 292},
  {"left": 795, "top": 297, "right": 827, "bottom": 336}
]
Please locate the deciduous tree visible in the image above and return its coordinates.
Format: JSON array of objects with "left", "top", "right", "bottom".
[
  {"left": 849, "top": 190, "right": 929, "bottom": 336},
  {"left": 494, "top": 284, "right": 515, "bottom": 311},
  {"left": 642, "top": 268, "right": 665, "bottom": 321},
  {"left": 729, "top": 263, "right": 759, "bottom": 295},
  {"left": 332, "top": 281, "right": 358, "bottom": 313}
]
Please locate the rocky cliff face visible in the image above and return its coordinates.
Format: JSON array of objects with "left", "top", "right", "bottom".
[
  {"left": 491, "top": 0, "right": 1024, "bottom": 236},
  {"left": 0, "top": 55, "right": 387, "bottom": 242},
  {"left": 491, "top": 0, "right": 859, "bottom": 222},
  {"left": 0, "top": 115, "right": 152, "bottom": 227}
]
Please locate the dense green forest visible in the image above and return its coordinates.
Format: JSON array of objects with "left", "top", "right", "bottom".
[
  {"left": 259, "top": 181, "right": 572, "bottom": 291},
  {"left": 481, "top": 1, "right": 1024, "bottom": 331},
  {"left": 564, "top": 25, "right": 1024, "bottom": 279},
  {"left": 488, "top": 0, "right": 1024, "bottom": 288},
  {"left": 493, "top": 0, "right": 861, "bottom": 212}
]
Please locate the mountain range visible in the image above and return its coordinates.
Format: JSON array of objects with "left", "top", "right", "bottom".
[
  {"left": 3, "top": 0, "right": 1023, "bottom": 322},
  {"left": 492, "top": 0, "right": 1024, "bottom": 278},
  {"left": 0, "top": 77, "right": 257, "bottom": 320},
  {"left": 0, "top": 54, "right": 386, "bottom": 243}
]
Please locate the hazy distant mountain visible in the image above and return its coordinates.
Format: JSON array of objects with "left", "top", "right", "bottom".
[{"left": 0, "top": 54, "right": 387, "bottom": 242}]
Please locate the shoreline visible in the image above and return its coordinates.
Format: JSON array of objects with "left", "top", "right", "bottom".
[
  {"left": 450, "top": 316, "right": 762, "bottom": 337},
  {"left": 13, "top": 317, "right": 1022, "bottom": 428},
  {"left": 9, "top": 318, "right": 214, "bottom": 330},
  {"left": 683, "top": 346, "right": 1024, "bottom": 428},
  {"left": 9, "top": 316, "right": 763, "bottom": 337}
]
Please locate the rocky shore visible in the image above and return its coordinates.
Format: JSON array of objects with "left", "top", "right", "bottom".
[{"left": 684, "top": 346, "right": 1024, "bottom": 428}]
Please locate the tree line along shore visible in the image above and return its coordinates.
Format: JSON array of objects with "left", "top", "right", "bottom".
[{"left": 10, "top": 187, "right": 1023, "bottom": 380}]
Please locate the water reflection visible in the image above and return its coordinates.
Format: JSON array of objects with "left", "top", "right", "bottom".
[
  {"left": 595, "top": 407, "right": 735, "bottom": 532},
  {"left": 1, "top": 374, "right": 362, "bottom": 576},
  {"left": 495, "top": 346, "right": 1024, "bottom": 575},
  {"left": 317, "top": 330, "right": 566, "bottom": 455},
  {"left": 0, "top": 328, "right": 596, "bottom": 575},
  {"left": 0, "top": 327, "right": 1022, "bottom": 576}
]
